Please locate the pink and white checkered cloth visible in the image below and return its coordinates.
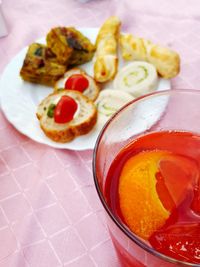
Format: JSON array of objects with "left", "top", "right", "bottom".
[
  {"left": 0, "top": 0, "right": 200, "bottom": 266},
  {"left": 0, "top": 0, "right": 8, "bottom": 37}
]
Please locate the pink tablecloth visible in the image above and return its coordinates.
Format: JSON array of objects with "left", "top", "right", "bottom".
[{"left": 0, "top": 0, "right": 200, "bottom": 266}]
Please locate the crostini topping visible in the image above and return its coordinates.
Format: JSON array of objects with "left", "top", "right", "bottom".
[
  {"left": 65, "top": 74, "right": 89, "bottom": 92},
  {"left": 54, "top": 95, "right": 78, "bottom": 123},
  {"left": 47, "top": 104, "right": 56, "bottom": 118}
]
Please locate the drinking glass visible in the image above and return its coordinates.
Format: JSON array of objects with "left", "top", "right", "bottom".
[{"left": 93, "top": 89, "right": 200, "bottom": 267}]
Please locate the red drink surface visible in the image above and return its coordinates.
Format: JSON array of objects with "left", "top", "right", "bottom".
[{"left": 105, "top": 131, "right": 200, "bottom": 264}]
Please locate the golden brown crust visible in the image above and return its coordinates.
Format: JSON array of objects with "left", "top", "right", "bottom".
[
  {"left": 36, "top": 90, "right": 97, "bottom": 143},
  {"left": 73, "top": 108, "right": 97, "bottom": 136},
  {"left": 94, "top": 16, "right": 121, "bottom": 83},
  {"left": 148, "top": 45, "right": 180, "bottom": 79},
  {"left": 20, "top": 43, "right": 66, "bottom": 86},
  {"left": 94, "top": 56, "right": 118, "bottom": 83},
  {"left": 95, "top": 16, "right": 121, "bottom": 47},
  {"left": 120, "top": 34, "right": 180, "bottom": 79},
  {"left": 39, "top": 109, "right": 97, "bottom": 143},
  {"left": 46, "top": 28, "right": 73, "bottom": 65},
  {"left": 54, "top": 68, "right": 100, "bottom": 102},
  {"left": 46, "top": 27, "right": 95, "bottom": 66}
]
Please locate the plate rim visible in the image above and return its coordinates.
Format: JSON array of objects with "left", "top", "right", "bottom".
[{"left": 0, "top": 27, "right": 171, "bottom": 151}]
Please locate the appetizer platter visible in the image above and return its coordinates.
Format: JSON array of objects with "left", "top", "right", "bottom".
[{"left": 0, "top": 17, "right": 180, "bottom": 150}]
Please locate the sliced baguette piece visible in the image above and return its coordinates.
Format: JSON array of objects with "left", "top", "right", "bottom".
[
  {"left": 36, "top": 90, "right": 97, "bottom": 143},
  {"left": 55, "top": 68, "right": 100, "bottom": 102}
]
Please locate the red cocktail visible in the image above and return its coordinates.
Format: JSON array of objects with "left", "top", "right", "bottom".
[{"left": 93, "top": 90, "right": 200, "bottom": 266}]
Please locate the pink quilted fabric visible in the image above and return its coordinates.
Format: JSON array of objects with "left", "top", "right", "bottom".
[{"left": 0, "top": 0, "right": 200, "bottom": 266}]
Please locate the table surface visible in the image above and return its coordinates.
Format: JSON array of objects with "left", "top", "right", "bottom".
[{"left": 0, "top": 0, "right": 200, "bottom": 266}]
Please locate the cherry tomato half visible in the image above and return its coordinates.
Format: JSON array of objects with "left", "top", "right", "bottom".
[
  {"left": 54, "top": 95, "right": 78, "bottom": 123},
  {"left": 65, "top": 74, "right": 89, "bottom": 92}
]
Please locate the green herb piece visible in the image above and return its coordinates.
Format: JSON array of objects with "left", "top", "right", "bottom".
[
  {"left": 34, "top": 47, "right": 43, "bottom": 57},
  {"left": 57, "top": 88, "right": 65, "bottom": 92},
  {"left": 123, "top": 66, "right": 148, "bottom": 87},
  {"left": 47, "top": 104, "right": 56, "bottom": 118}
]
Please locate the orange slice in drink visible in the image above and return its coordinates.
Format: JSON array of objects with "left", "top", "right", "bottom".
[
  {"left": 118, "top": 151, "right": 170, "bottom": 240},
  {"left": 118, "top": 150, "right": 198, "bottom": 240}
]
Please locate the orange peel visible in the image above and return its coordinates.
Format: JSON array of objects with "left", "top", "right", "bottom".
[
  {"left": 118, "top": 150, "right": 198, "bottom": 240},
  {"left": 118, "top": 150, "right": 170, "bottom": 240}
]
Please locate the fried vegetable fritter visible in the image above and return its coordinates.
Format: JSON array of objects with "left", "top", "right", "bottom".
[
  {"left": 46, "top": 27, "right": 95, "bottom": 66},
  {"left": 20, "top": 43, "right": 66, "bottom": 86}
]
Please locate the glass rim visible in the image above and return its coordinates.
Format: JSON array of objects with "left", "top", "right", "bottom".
[{"left": 92, "top": 89, "right": 200, "bottom": 267}]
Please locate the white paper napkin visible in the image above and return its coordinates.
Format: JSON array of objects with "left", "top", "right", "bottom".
[{"left": 0, "top": 3, "right": 8, "bottom": 37}]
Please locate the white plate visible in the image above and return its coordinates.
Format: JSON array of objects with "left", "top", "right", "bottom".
[{"left": 0, "top": 28, "right": 171, "bottom": 150}]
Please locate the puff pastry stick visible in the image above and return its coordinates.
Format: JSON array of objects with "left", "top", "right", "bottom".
[
  {"left": 120, "top": 34, "right": 180, "bottom": 79},
  {"left": 94, "top": 16, "right": 121, "bottom": 83}
]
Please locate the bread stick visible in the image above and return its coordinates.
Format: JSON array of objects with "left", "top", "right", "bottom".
[
  {"left": 120, "top": 34, "right": 180, "bottom": 79},
  {"left": 94, "top": 16, "right": 121, "bottom": 82}
]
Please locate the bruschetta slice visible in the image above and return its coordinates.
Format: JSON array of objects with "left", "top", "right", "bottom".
[
  {"left": 36, "top": 90, "right": 97, "bottom": 143},
  {"left": 55, "top": 68, "right": 100, "bottom": 101}
]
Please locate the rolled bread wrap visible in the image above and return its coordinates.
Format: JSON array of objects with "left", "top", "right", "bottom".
[
  {"left": 120, "top": 34, "right": 180, "bottom": 79},
  {"left": 94, "top": 16, "right": 121, "bottom": 83}
]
